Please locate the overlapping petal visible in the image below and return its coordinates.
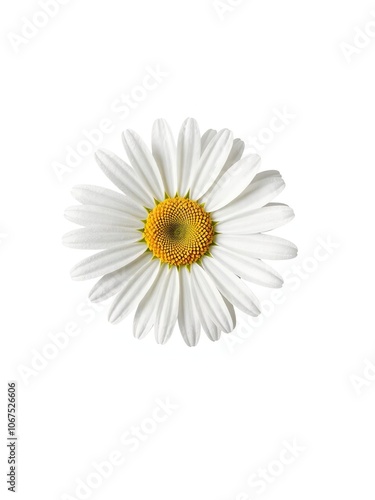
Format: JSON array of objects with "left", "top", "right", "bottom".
[
  {"left": 62, "top": 226, "right": 137, "bottom": 250},
  {"left": 202, "top": 257, "right": 261, "bottom": 317},
  {"left": 64, "top": 205, "right": 142, "bottom": 229},
  {"left": 70, "top": 244, "right": 146, "bottom": 281},
  {"left": 154, "top": 266, "right": 179, "bottom": 344},
  {"left": 178, "top": 266, "right": 201, "bottom": 346},
  {"left": 95, "top": 149, "right": 152, "bottom": 207},
  {"left": 201, "top": 129, "right": 217, "bottom": 152},
  {"left": 133, "top": 265, "right": 169, "bottom": 340},
  {"left": 71, "top": 184, "right": 146, "bottom": 218},
  {"left": 191, "top": 265, "right": 234, "bottom": 333},
  {"left": 152, "top": 119, "right": 177, "bottom": 197},
  {"left": 216, "top": 203, "right": 295, "bottom": 234},
  {"left": 214, "top": 171, "right": 285, "bottom": 221},
  {"left": 211, "top": 246, "right": 284, "bottom": 288},
  {"left": 215, "top": 233, "right": 298, "bottom": 260},
  {"left": 201, "top": 154, "right": 261, "bottom": 212},
  {"left": 89, "top": 253, "right": 153, "bottom": 303},
  {"left": 122, "top": 129, "right": 164, "bottom": 201},
  {"left": 108, "top": 258, "right": 160, "bottom": 324},
  {"left": 190, "top": 129, "right": 233, "bottom": 199},
  {"left": 177, "top": 118, "right": 201, "bottom": 197}
]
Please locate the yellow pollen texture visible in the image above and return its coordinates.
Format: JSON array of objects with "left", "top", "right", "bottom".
[{"left": 143, "top": 197, "right": 214, "bottom": 266}]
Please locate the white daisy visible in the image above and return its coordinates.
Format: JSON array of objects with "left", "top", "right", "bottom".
[{"left": 63, "top": 118, "right": 297, "bottom": 346}]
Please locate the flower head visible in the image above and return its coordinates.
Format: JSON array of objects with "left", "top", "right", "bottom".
[{"left": 63, "top": 118, "right": 297, "bottom": 346}]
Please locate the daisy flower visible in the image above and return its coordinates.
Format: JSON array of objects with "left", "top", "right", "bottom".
[{"left": 63, "top": 118, "right": 297, "bottom": 346}]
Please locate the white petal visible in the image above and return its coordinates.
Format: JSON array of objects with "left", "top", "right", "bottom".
[
  {"left": 191, "top": 265, "right": 234, "bottom": 333},
  {"left": 178, "top": 266, "right": 201, "bottom": 346},
  {"left": 202, "top": 154, "right": 261, "bottom": 212},
  {"left": 64, "top": 205, "right": 142, "bottom": 228},
  {"left": 211, "top": 246, "right": 283, "bottom": 288},
  {"left": 202, "top": 138, "right": 246, "bottom": 200},
  {"left": 62, "top": 226, "right": 138, "bottom": 250},
  {"left": 253, "top": 170, "right": 281, "bottom": 182},
  {"left": 215, "top": 233, "right": 298, "bottom": 260},
  {"left": 154, "top": 266, "right": 179, "bottom": 344},
  {"left": 243, "top": 170, "right": 285, "bottom": 199},
  {"left": 204, "top": 326, "right": 221, "bottom": 342},
  {"left": 201, "top": 129, "right": 217, "bottom": 152},
  {"left": 122, "top": 129, "right": 164, "bottom": 201},
  {"left": 70, "top": 244, "right": 146, "bottom": 281},
  {"left": 214, "top": 172, "right": 285, "bottom": 221},
  {"left": 108, "top": 259, "right": 160, "bottom": 324},
  {"left": 89, "top": 253, "right": 153, "bottom": 303},
  {"left": 216, "top": 203, "right": 295, "bottom": 234},
  {"left": 202, "top": 257, "right": 261, "bottom": 317},
  {"left": 95, "top": 149, "right": 153, "bottom": 207},
  {"left": 152, "top": 119, "right": 177, "bottom": 197},
  {"left": 192, "top": 291, "right": 221, "bottom": 342},
  {"left": 190, "top": 129, "right": 234, "bottom": 200},
  {"left": 71, "top": 185, "right": 146, "bottom": 218},
  {"left": 222, "top": 138, "right": 245, "bottom": 173},
  {"left": 222, "top": 295, "right": 236, "bottom": 330},
  {"left": 133, "top": 265, "right": 169, "bottom": 340},
  {"left": 177, "top": 118, "right": 201, "bottom": 197}
]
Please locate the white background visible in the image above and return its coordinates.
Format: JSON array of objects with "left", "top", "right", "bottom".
[{"left": 1, "top": 0, "right": 375, "bottom": 499}]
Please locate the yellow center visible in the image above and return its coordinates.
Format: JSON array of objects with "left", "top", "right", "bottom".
[{"left": 143, "top": 197, "right": 214, "bottom": 266}]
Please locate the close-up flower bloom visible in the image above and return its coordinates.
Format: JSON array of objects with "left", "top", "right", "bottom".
[{"left": 63, "top": 118, "right": 297, "bottom": 346}]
